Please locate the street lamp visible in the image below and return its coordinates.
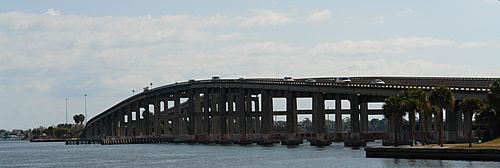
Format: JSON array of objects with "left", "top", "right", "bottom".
[
  {"left": 84, "top": 94, "right": 87, "bottom": 124},
  {"left": 65, "top": 98, "right": 68, "bottom": 124}
]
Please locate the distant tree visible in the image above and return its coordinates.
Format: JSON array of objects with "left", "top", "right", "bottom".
[
  {"left": 79, "top": 114, "right": 85, "bottom": 124},
  {"left": 43, "top": 127, "right": 54, "bottom": 137},
  {"left": 298, "top": 118, "right": 312, "bottom": 132},
  {"left": 273, "top": 121, "right": 286, "bottom": 131},
  {"left": 73, "top": 114, "right": 85, "bottom": 124},
  {"left": 430, "top": 86, "right": 455, "bottom": 147},
  {"left": 54, "top": 128, "right": 70, "bottom": 139},
  {"left": 73, "top": 114, "right": 80, "bottom": 124}
]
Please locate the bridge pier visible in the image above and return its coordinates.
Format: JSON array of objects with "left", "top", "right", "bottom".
[
  {"left": 259, "top": 90, "right": 275, "bottom": 145},
  {"left": 334, "top": 95, "right": 344, "bottom": 142},
  {"left": 345, "top": 94, "right": 366, "bottom": 147}
]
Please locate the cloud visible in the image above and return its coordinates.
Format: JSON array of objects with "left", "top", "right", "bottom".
[
  {"left": 46, "top": 8, "right": 61, "bottom": 16},
  {"left": 397, "top": 9, "right": 415, "bottom": 15},
  {"left": 309, "top": 37, "right": 454, "bottom": 55},
  {"left": 1, "top": 10, "right": 498, "bottom": 130},
  {"left": 459, "top": 40, "right": 500, "bottom": 48},
  {"left": 239, "top": 10, "right": 292, "bottom": 26},
  {"left": 307, "top": 9, "right": 331, "bottom": 22},
  {"left": 222, "top": 41, "right": 295, "bottom": 56},
  {"left": 213, "top": 32, "right": 241, "bottom": 41},
  {"left": 459, "top": 42, "right": 488, "bottom": 48},
  {"left": 376, "top": 16, "right": 385, "bottom": 23}
]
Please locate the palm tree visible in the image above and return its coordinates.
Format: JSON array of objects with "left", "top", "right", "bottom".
[
  {"left": 429, "top": 86, "right": 455, "bottom": 147},
  {"left": 487, "top": 79, "right": 500, "bottom": 138},
  {"left": 383, "top": 96, "right": 405, "bottom": 147},
  {"left": 73, "top": 114, "right": 80, "bottom": 124},
  {"left": 461, "top": 98, "right": 483, "bottom": 147},
  {"left": 400, "top": 89, "right": 430, "bottom": 146},
  {"left": 79, "top": 114, "right": 85, "bottom": 124}
]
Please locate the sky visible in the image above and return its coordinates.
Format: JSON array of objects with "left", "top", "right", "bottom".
[{"left": 1, "top": 0, "right": 500, "bottom": 130}]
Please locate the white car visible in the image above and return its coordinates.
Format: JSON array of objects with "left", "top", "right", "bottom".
[
  {"left": 284, "top": 77, "right": 294, "bottom": 81},
  {"left": 305, "top": 78, "right": 316, "bottom": 83},
  {"left": 335, "top": 77, "right": 351, "bottom": 83},
  {"left": 370, "top": 79, "right": 385, "bottom": 85}
]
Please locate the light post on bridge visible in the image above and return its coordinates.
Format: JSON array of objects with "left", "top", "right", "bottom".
[
  {"left": 65, "top": 98, "right": 68, "bottom": 124},
  {"left": 84, "top": 94, "right": 87, "bottom": 124}
]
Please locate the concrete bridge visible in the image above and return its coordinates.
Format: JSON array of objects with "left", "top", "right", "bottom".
[{"left": 85, "top": 77, "right": 495, "bottom": 146}]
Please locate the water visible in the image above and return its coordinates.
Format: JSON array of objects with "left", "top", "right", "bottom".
[{"left": 0, "top": 141, "right": 498, "bottom": 168}]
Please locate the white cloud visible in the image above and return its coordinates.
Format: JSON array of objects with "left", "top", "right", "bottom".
[
  {"left": 309, "top": 37, "right": 454, "bottom": 55},
  {"left": 46, "top": 8, "right": 61, "bottom": 16},
  {"left": 213, "top": 32, "right": 241, "bottom": 41},
  {"left": 1, "top": 10, "right": 499, "bottom": 130},
  {"left": 376, "top": 16, "right": 385, "bottom": 23},
  {"left": 307, "top": 9, "right": 331, "bottom": 22},
  {"left": 398, "top": 9, "right": 415, "bottom": 15},
  {"left": 222, "top": 42, "right": 295, "bottom": 56},
  {"left": 459, "top": 42, "right": 487, "bottom": 48},
  {"left": 459, "top": 40, "right": 500, "bottom": 48},
  {"left": 239, "top": 10, "right": 292, "bottom": 26}
]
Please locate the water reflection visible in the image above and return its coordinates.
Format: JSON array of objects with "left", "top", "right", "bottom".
[{"left": 0, "top": 141, "right": 498, "bottom": 168}]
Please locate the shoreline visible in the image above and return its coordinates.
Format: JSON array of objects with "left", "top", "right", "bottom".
[{"left": 365, "top": 147, "right": 500, "bottom": 162}]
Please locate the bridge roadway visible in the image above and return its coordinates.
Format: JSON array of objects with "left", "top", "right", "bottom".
[{"left": 85, "top": 77, "right": 496, "bottom": 147}]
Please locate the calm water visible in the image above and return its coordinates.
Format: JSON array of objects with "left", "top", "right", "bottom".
[{"left": 0, "top": 141, "right": 498, "bottom": 168}]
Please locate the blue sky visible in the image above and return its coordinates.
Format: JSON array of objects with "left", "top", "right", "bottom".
[{"left": 1, "top": 0, "right": 500, "bottom": 130}]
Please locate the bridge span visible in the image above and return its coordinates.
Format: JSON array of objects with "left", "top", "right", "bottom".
[{"left": 85, "top": 77, "right": 495, "bottom": 146}]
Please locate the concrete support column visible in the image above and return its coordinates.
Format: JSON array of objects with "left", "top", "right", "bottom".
[
  {"left": 346, "top": 94, "right": 364, "bottom": 147},
  {"left": 137, "top": 101, "right": 144, "bottom": 136},
  {"left": 261, "top": 91, "right": 273, "bottom": 134},
  {"left": 227, "top": 94, "right": 235, "bottom": 134},
  {"left": 144, "top": 100, "right": 152, "bottom": 136},
  {"left": 237, "top": 89, "right": 247, "bottom": 135},
  {"left": 360, "top": 97, "right": 369, "bottom": 133},
  {"left": 246, "top": 94, "right": 254, "bottom": 134},
  {"left": 211, "top": 89, "right": 220, "bottom": 135},
  {"left": 203, "top": 89, "right": 210, "bottom": 135},
  {"left": 350, "top": 95, "right": 360, "bottom": 134},
  {"left": 312, "top": 93, "right": 326, "bottom": 134},
  {"left": 335, "top": 96, "right": 343, "bottom": 141},
  {"left": 153, "top": 97, "right": 161, "bottom": 136},
  {"left": 118, "top": 110, "right": 124, "bottom": 137},
  {"left": 194, "top": 92, "right": 203, "bottom": 135},
  {"left": 112, "top": 113, "right": 117, "bottom": 136},
  {"left": 173, "top": 93, "right": 181, "bottom": 135},
  {"left": 286, "top": 92, "right": 298, "bottom": 140},
  {"left": 127, "top": 104, "right": 134, "bottom": 137},
  {"left": 188, "top": 89, "right": 196, "bottom": 135},
  {"left": 219, "top": 88, "right": 227, "bottom": 135}
]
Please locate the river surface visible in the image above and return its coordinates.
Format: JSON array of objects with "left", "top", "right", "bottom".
[{"left": 0, "top": 140, "right": 498, "bottom": 168}]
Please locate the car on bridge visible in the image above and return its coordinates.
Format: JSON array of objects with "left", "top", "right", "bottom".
[
  {"left": 370, "top": 79, "right": 385, "bottom": 85},
  {"left": 305, "top": 78, "right": 316, "bottom": 83},
  {"left": 284, "top": 77, "right": 294, "bottom": 81},
  {"left": 335, "top": 77, "right": 351, "bottom": 83}
]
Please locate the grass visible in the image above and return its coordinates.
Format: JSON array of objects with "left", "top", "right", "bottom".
[{"left": 418, "top": 138, "right": 500, "bottom": 149}]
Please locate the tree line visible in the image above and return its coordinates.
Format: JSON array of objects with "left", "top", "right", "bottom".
[{"left": 383, "top": 79, "right": 500, "bottom": 147}]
